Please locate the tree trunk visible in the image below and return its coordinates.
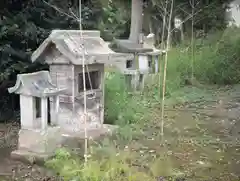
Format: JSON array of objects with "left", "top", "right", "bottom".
[{"left": 129, "top": 0, "right": 143, "bottom": 43}]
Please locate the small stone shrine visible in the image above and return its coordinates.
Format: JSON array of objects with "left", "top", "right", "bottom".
[
  {"left": 110, "top": 33, "right": 165, "bottom": 90},
  {"left": 31, "top": 30, "right": 132, "bottom": 135},
  {"left": 8, "top": 71, "right": 65, "bottom": 162},
  {"left": 140, "top": 33, "right": 166, "bottom": 74}
]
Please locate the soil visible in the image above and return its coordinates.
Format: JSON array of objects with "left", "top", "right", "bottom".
[
  {"left": 0, "top": 123, "right": 58, "bottom": 180},
  {"left": 168, "top": 86, "right": 240, "bottom": 180},
  {"left": 0, "top": 85, "right": 240, "bottom": 180},
  {"left": 114, "top": 85, "right": 240, "bottom": 180}
]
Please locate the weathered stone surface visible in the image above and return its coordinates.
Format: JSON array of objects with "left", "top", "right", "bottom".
[
  {"left": 61, "top": 124, "right": 117, "bottom": 139},
  {"left": 8, "top": 71, "right": 65, "bottom": 98},
  {"left": 11, "top": 150, "right": 52, "bottom": 165},
  {"left": 31, "top": 30, "right": 132, "bottom": 65},
  {"left": 110, "top": 39, "right": 153, "bottom": 53},
  {"left": 18, "top": 127, "right": 62, "bottom": 154},
  {"left": 61, "top": 124, "right": 118, "bottom": 150}
]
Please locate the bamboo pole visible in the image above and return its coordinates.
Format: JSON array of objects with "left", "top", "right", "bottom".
[
  {"left": 161, "top": 0, "right": 174, "bottom": 143},
  {"left": 191, "top": 0, "right": 195, "bottom": 81},
  {"left": 159, "top": 0, "right": 168, "bottom": 98},
  {"left": 79, "top": 0, "right": 88, "bottom": 164}
]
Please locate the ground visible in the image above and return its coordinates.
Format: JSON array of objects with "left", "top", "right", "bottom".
[{"left": 0, "top": 85, "right": 239, "bottom": 180}]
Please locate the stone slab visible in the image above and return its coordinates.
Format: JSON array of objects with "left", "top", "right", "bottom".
[
  {"left": 11, "top": 124, "right": 118, "bottom": 165},
  {"left": 61, "top": 124, "right": 118, "bottom": 148},
  {"left": 11, "top": 149, "right": 53, "bottom": 165},
  {"left": 18, "top": 126, "right": 62, "bottom": 154},
  {"left": 61, "top": 124, "right": 117, "bottom": 139}
]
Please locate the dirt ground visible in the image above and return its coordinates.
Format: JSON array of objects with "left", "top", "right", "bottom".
[
  {"left": 0, "top": 85, "right": 239, "bottom": 180},
  {"left": 0, "top": 122, "right": 58, "bottom": 181},
  {"left": 152, "top": 85, "right": 240, "bottom": 180}
]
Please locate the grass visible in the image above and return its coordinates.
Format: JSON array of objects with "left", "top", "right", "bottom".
[
  {"left": 46, "top": 81, "right": 240, "bottom": 180},
  {"left": 104, "top": 72, "right": 147, "bottom": 125},
  {"left": 45, "top": 28, "right": 240, "bottom": 181},
  {"left": 46, "top": 86, "right": 240, "bottom": 180}
]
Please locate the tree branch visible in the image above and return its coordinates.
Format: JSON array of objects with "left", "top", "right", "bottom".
[
  {"left": 69, "top": 7, "right": 79, "bottom": 21},
  {"left": 43, "top": 0, "right": 80, "bottom": 23}
]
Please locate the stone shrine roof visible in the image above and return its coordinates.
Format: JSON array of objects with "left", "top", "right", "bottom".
[
  {"left": 8, "top": 71, "right": 65, "bottom": 97},
  {"left": 110, "top": 39, "right": 153, "bottom": 53},
  {"left": 142, "top": 33, "right": 166, "bottom": 55},
  {"left": 110, "top": 33, "right": 166, "bottom": 56},
  {"left": 31, "top": 30, "right": 134, "bottom": 65}
]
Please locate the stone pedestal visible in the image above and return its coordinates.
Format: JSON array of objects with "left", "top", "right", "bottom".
[
  {"left": 61, "top": 124, "right": 118, "bottom": 149},
  {"left": 11, "top": 126, "right": 62, "bottom": 164}
]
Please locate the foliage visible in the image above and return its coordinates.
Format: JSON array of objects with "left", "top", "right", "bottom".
[
  {"left": 99, "top": 0, "right": 130, "bottom": 41},
  {"left": 46, "top": 133, "right": 184, "bottom": 181},
  {"left": 143, "top": 0, "right": 234, "bottom": 43},
  {"left": 46, "top": 147, "right": 153, "bottom": 181},
  {"left": 167, "top": 27, "right": 240, "bottom": 86},
  {"left": 175, "top": 0, "right": 233, "bottom": 31},
  {"left": 0, "top": 0, "right": 102, "bottom": 86},
  {"left": 142, "top": 27, "right": 240, "bottom": 102},
  {"left": 104, "top": 72, "right": 146, "bottom": 125}
]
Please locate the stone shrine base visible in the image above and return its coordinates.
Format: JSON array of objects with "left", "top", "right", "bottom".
[
  {"left": 11, "top": 126, "right": 62, "bottom": 165},
  {"left": 61, "top": 124, "right": 117, "bottom": 139},
  {"left": 61, "top": 124, "right": 117, "bottom": 149},
  {"left": 11, "top": 150, "right": 51, "bottom": 165},
  {"left": 11, "top": 124, "right": 117, "bottom": 165}
]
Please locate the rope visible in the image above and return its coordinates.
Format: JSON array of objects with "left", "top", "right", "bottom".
[{"left": 64, "top": 32, "right": 96, "bottom": 100}]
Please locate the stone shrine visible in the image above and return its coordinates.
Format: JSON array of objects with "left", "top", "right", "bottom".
[
  {"left": 31, "top": 30, "right": 132, "bottom": 134},
  {"left": 109, "top": 33, "right": 165, "bottom": 90},
  {"left": 8, "top": 71, "right": 65, "bottom": 162}
]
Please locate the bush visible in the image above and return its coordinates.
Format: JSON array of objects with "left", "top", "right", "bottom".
[
  {"left": 181, "top": 28, "right": 240, "bottom": 84},
  {"left": 104, "top": 72, "right": 146, "bottom": 125},
  {"left": 46, "top": 147, "right": 153, "bottom": 181},
  {"left": 156, "top": 27, "right": 240, "bottom": 96}
]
